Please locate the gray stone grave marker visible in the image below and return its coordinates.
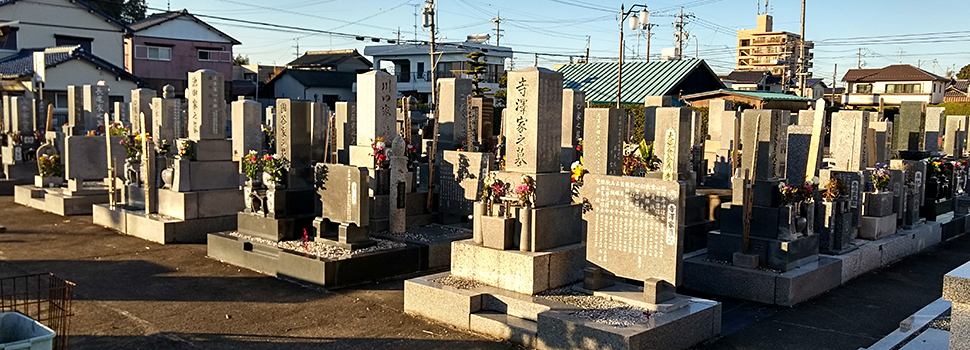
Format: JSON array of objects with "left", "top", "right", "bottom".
[
  {"left": 740, "top": 109, "right": 788, "bottom": 180},
  {"left": 187, "top": 70, "right": 227, "bottom": 141},
  {"left": 437, "top": 78, "right": 472, "bottom": 144},
  {"left": 11, "top": 96, "right": 33, "bottom": 134},
  {"left": 830, "top": 110, "right": 871, "bottom": 172},
  {"left": 152, "top": 85, "right": 180, "bottom": 149},
  {"left": 318, "top": 163, "right": 370, "bottom": 227},
  {"left": 584, "top": 174, "right": 686, "bottom": 287},
  {"left": 504, "top": 67, "right": 563, "bottom": 174},
  {"left": 231, "top": 97, "right": 262, "bottom": 161},
  {"left": 655, "top": 107, "right": 694, "bottom": 183},
  {"left": 113, "top": 101, "right": 129, "bottom": 125},
  {"left": 869, "top": 121, "right": 893, "bottom": 166},
  {"left": 66, "top": 86, "right": 84, "bottom": 136},
  {"left": 945, "top": 115, "right": 969, "bottom": 158},
  {"left": 786, "top": 125, "right": 813, "bottom": 186},
  {"left": 895, "top": 101, "right": 926, "bottom": 152},
  {"left": 583, "top": 108, "right": 626, "bottom": 176},
  {"left": 130, "top": 88, "right": 156, "bottom": 135},
  {"left": 276, "top": 99, "right": 313, "bottom": 169},
  {"left": 83, "top": 84, "right": 109, "bottom": 132},
  {"left": 925, "top": 107, "right": 946, "bottom": 152},
  {"left": 561, "top": 89, "right": 585, "bottom": 150}
]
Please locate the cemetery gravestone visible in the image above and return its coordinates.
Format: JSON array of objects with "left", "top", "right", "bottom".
[
  {"left": 187, "top": 70, "right": 227, "bottom": 141},
  {"left": 925, "top": 107, "right": 946, "bottom": 152},
  {"left": 582, "top": 108, "right": 626, "bottom": 176},
  {"left": 130, "top": 88, "right": 156, "bottom": 135},
  {"left": 231, "top": 97, "right": 262, "bottom": 161},
  {"left": 830, "top": 110, "right": 871, "bottom": 172}
]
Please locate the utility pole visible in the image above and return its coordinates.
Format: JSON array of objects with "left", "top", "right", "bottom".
[
  {"left": 534, "top": 53, "right": 538, "bottom": 67},
  {"left": 423, "top": 0, "right": 438, "bottom": 211},
  {"left": 618, "top": 4, "right": 625, "bottom": 108},
  {"left": 396, "top": 27, "right": 401, "bottom": 44},
  {"left": 797, "top": 0, "right": 806, "bottom": 97},
  {"left": 411, "top": 3, "right": 421, "bottom": 42},
  {"left": 492, "top": 12, "right": 504, "bottom": 46},
  {"left": 645, "top": 24, "right": 656, "bottom": 62},
  {"left": 585, "top": 36, "right": 590, "bottom": 63},
  {"left": 832, "top": 63, "right": 837, "bottom": 101},
  {"left": 858, "top": 48, "right": 862, "bottom": 69},
  {"left": 293, "top": 39, "right": 300, "bottom": 59},
  {"left": 674, "top": 7, "right": 693, "bottom": 59}
]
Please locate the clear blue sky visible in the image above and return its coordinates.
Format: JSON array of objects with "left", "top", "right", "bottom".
[{"left": 156, "top": 0, "right": 970, "bottom": 87}]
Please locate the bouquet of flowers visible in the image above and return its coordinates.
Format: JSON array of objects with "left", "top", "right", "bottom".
[
  {"left": 37, "top": 154, "right": 62, "bottom": 178},
  {"left": 262, "top": 154, "right": 289, "bottom": 183},
  {"left": 120, "top": 133, "right": 147, "bottom": 161},
  {"left": 406, "top": 143, "right": 419, "bottom": 166},
  {"left": 243, "top": 150, "right": 263, "bottom": 181},
  {"left": 177, "top": 141, "right": 193, "bottom": 159},
  {"left": 514, "top": 175, "right": 536, "bottom": 207},
  {"left": 371, "top": 137, "right": 388, "bottom": 169},
  {"left": 870, "top": 163, "right": 891, "bottom": 192},
  {"left": 571, "top": 159, "right": 585, "bottom": 184},
  {"left": 108, "top": 121, "right": 128, "bottom": 137},
  {"left": 800, "top": 181, "right": 816, "bottom": 202},
  {"left": 779, "top": 183, "right": 800, "bottom": 205}
]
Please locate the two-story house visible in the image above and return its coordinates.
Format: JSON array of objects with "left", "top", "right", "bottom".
[
  {"left": 0, "top": 0, "right": 137, "bottom": 122},
  {"left": 842, "top": 64, "right": 948, "bottom": 108},
  {"left": 125, "top": 10, "right": 240, "bottom": 98},
  {"left": 363, "top": 40, "right": 512, "bottom": 103}
]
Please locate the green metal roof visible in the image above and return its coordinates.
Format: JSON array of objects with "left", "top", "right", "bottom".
[
  {"left": 557, "top": 59, "right": 723, "bottom": 105},
  {"left": 683, "top": 89, "right": 813, "bottom": 102}
]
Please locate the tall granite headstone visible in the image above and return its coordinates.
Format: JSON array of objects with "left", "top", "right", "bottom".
[
  {"left": 152, "top": 85, "right": 180, "bottom": 149},
  {"left": 231, "top": 97, "right": 263, "bottom": 161},
  {"left": 925, "top": 106, "right": 946, "bottom": 152},
  {"left": 505, "top": 67, "right": 562, "bottom": 174},
  {"left": 894, "top": 101, "right": 927, "bottom": 153},
  {"left": 335, "top": 101, "right": 356, "bottom": 164},
  {"left": 583, "top": 108, "right": 626, "bottom": 176},
  {"left": 437, "top": 78, "right": 472, "bottom": 145},
  {"left": 187, "top": 70, "right": 227, "bottom": 141},
  {"left": 130, "top": 88, "right": 156, "bottom": 135},
  {"left": 945, "top": 115, "right": 969, "bottom": 158},
  {"left": 830, "top": 110, "right": 871, "bottom": 172}
]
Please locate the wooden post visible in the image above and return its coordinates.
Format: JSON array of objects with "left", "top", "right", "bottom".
[
  {"left": 45, "top": 103, "right": 53, "bottom": 132},
  {"left": 104, "top": 113, "right": 116, "bottom": 209},
  {"left": 742, "top": 115, "right": 761, "bottom": 254}
]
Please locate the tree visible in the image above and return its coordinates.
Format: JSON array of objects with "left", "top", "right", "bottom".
[
  {"left": 493, "top": 72, "right": 508, "bottom": 103},
  {"left": 464, "top": 52, "right": 491, "bottom": 96},
  {"left": 88, "top": 0, "right": 146, "bottom": 24},
  {"left": 233, "top": 54, "right": 250, "bottom": 66},
  {"left": 959, "top": 64, "right": 970, "bottom": 80}
]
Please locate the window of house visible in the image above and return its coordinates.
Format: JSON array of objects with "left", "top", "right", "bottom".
[
  {"left": 0, "top": 27, "right": 17, "bottom": 51},
  {"left": 416, "top": 62, "right": 425, "bottom": 78},
  {"left": 854, "top": 84, "right": 873, "bottom": 94},
  {"left": 886, "top": 84, "right": 921, "bottom": 94},
  {"left": 54, "top": 93, "right": 68, "bottom": 109},
  {"left": 134, "top": 45, "right": 172, "bottom": 61},
  {"left": 198, "top": 49, "right": 231, "bottom": 62},
  {"left": 243, "top": 72, "right": 256, "bottom": 81},
  {"left": 54, "top": 35, "right": 93, "bottom": 53}
]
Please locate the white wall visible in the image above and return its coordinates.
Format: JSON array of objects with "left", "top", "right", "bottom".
[
  {"left": 846, "top": 80, "right": 946, "bottom": 105},
  {"left": 0, "top": 0, "right": 126, "bottom": 67},
  {"left": 23, "top": 60, "right": 136, "bottom": 103},
  {"left": 273, "top": 74, "right": 354, "bottom": 102},
  {"left": 137, "top": 17, "right": 233, "bottom": 44}
]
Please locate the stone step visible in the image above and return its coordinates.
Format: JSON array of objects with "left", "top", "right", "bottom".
[
  {"left": 481, "top": 290, "right": 553, "bottom": 322},
  {"left": 469, "top": 311, "right": 538, "bottom": 349}
]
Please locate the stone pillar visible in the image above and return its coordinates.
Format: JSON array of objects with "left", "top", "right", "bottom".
[
  {"left": 83, "top": 84, "right": 109, "bottom": 132},
  {"left": 187, "top": 69, "right": 227, "bottom": 141},
  {"left": 655, "top": 107, "right": 694, "bottom": 183},
  {"left": 925, "top": 107, "right": 946, "bottom": 152},
  {"left": 894, "top": 101, "right": 927, "bottom": 153},
  {"left": 805, "top": 99, "right": 827, "bottom": 179},
  {"left": 504, "top": 67, "right": 562, "bottom": 174},
  {"left": 389, "top": 135, "right": 408, "bottom": 234},
  {"left": 437, "top": 78, "right": 472, "bottom": 145},
  {"left": 582, "top": 108, "right": 625, "bottom": 176},
  {"left": 130, "top": 88, "right": 156, "bottom": 135},
  {"left": 310, "top": 102, "right": 329, "bottom": 163},
  {"left": 335, "top": 102, "right": 356, "bottom": 164},
  {"left": 231, "top": 97, "right": 262, "bottom": 161},
  {"left": 2, "top": 95, "right": 9, "bottom": 133},
  {"left": 945, "top": 115, "right": 969, "bottom": 158},
  {"left": 351, "top": 71, "right": 396, "bottom": 168},
  {"left": 152, "top": 85, "right": 180, "bottom": 149},
  {"left": 869, "top": 121, "right": 893, "bottom": 166},
  {"left": 830, "top": 110, "right": 871, "bottom": 172},
  {"left": 11, "top": 96, "right": 34, "bottom": 134},
  {"left": 66, "top": 86, "right": 84, "bottom": 136},
  {"left": 142, "top": 137, "right": 158, "bottom": 214},
  {"left": 740, "top": 109, "right": 788, "bottom": 180}
]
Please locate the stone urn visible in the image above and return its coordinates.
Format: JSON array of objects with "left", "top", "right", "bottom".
[
  {"left": 263, "top": 171, "right": 285, "bottom": 189},
  {"left": 124, "top": 159, "right": 141, "bottom": 185},
  {"left": 160, "top": 167, "right": 175, "bottom": 189}
]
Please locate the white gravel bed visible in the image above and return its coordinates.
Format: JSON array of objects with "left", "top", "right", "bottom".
[
  {"left": 429, "top": 275, "right": 485, "bottom": 290},
  {"left": 539, "top": 287, "right": 654, "bottom": 328},
  {"left": 378, "top": 224, "right": 470, "bottom": 243},
  {"left": 227, "top": 232, "right": 406, "bottom": 260}
]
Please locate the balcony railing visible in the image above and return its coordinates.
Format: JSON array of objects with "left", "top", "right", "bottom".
[{"left": 393, "top": 70, "right": 501, "bottom": 84}]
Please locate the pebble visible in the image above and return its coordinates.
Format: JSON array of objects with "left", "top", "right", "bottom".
[
  {"left": 538, "top": 287, "right": 654, "bottom": 328},
  {"left": 429, "top": 275, "right": 485, "bottom": 290},
  {"left": 227, "top": 232, "right": 406, "bottom": 260}
]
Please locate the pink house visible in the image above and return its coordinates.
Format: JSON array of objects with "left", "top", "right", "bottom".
[{"left": 124, "top": 10, "right": 240, "bottom": 98}]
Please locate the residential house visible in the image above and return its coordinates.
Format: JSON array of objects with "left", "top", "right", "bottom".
[
  {"left": 0, "top": 46, "right": 139, "bottom": 124},
  {"left": 556, "top": 59, "right": 725, "bottom": 105},
  {"left": 125, "top": 10, "right": 240, "bottom": 97},
  {"left": 822, "top": 86, "right": 846, "bottom": 106},
  {"left": 364, "top": 40, "right": 512, "bottom": 102},
  {"left": 736, "top": 14, "right": 813, "bottom": 80},
  {"left": 842, "top": 64, "right": 948, "bottom": 107},
  {"left": 794, "top": 78, "right": 826, "bottom": 100},
  {"left": 231, "top": 64, "right": 282, "bottom": 99},
  {"left": 265, "top": 49, "right": 372, "bottom": 109},
  {"left": 0, "top": 0, "right": 129, "bottom": 67},
  {"left": 683, "top": 89, "right": 813, "bottom": 112},
  {"left": 720, "top": 70, "right": 784, "bottom": 92},
  {"left": 945, "top": 79, "right": 970, "bottom": 103}
]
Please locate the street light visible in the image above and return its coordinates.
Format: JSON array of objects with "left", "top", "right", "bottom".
[{"left": 618, "top": 4, "right": 648, "bottom": 141}]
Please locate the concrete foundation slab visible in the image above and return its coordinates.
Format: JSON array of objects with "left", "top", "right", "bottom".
[{"left": 93, "top": 203, "right": 236, "bottom": 244}]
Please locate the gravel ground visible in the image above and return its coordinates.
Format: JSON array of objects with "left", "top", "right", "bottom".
[
  {"left": 429, "top": 275, "right": 485, "bottom": 290},
  {"left": 930, "top": 309, "right": 951, "bottom": 331},
  {"left": 227, "top": 231, "right": 406, "bottom": 260},
  {"left": 538, "top": 287, "right": 655, "bottom": 328},
  {"left": 379, "top": 224, "right": 470, "bottom": 243}
]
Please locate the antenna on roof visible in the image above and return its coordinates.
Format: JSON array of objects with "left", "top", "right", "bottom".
[{"left": 167, "top": 0, "right": 170, "bottom": 11}]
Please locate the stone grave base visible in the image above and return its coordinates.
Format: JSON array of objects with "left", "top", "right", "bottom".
[
  {"left": 860, "top": 214, "right": 898, "bottom": 240},
  {"left": 684, "top": 222, "right": 942, "bottom": 306},
  {"left": 939, "top": 212, "right": 970, "bottom": 241},
  {"left": 451, "top": 239, "right": 585, "bottom": 295},
  {"left": 93, "top": 203, "right": 236, "bottom": 244},
  {"left": 14, "top": 185, "right": 113, "bottom": 216},
  {"left": 922, "top": 198, "right": 954, "bottom": 221},
  {"left": 374, "top": 225, "right": 472, "bottom": 270},
  {"left": 405, "top": 272, "right": 721, "bottom": 350},
  {"left": 0, "top": 178, "right": 28, "bottom": 195},
  {"left": 706, "top": 231, "right": 819, "bottom": 272},
  {"left": 206, "top": 232, "right": 426, "bottom": 288},
  {"left": 369, "top": 191, "right": 436, "bottom": 232}
]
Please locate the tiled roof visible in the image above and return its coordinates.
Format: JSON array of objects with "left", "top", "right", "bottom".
[
  {"left": 556, "top": 59, "right": 724, "bottom": 104},
  {"left": 269, "top": 69, "right": 357, "bottom": 89},
  {"left": 683, "top": 89, "right": 813, "bottom": 102},
  {"left": 0, "top": 0, "right": 130, "bottom": 31},
  {"left": 0, "top": 46, "right": 139, "bottom": 82},
  {"left": 724, "top": 70, "right": 767, "bottom": 84},
  {"left": 842, "top": 64, "right": 947, "bottom": 82},
  {"left": 948, "top": 79, "right": 968, "bottom": 94},
  {"left": 129, "top": 9, "right": 241, "bottom": 45},
  {"left": 287, "top": 49, "right": 371, "bottom": 69}
]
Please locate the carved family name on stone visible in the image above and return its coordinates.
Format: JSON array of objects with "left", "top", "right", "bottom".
[
  {"left": 318, "top": 164, "right": 369, "bottom": 226},
  {"left": 584, "top": 174, "right": 686, "bottom": 285}
]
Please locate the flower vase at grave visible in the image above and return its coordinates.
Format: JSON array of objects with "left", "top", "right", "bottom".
[
  {"left": 124, "top": 160, "right": 141, "bottom": 185},
  {"left": 160, "top": 168, "right": 174, "bottom": 189},
  {"left": 34, "top": 176, "right": 63, "bottom": 188},
  {"left": 473, "top": 202, "right": 485, "bottom": 244},
  {"left": 518, "top": 204, "right": 532, "bottom": 252}
]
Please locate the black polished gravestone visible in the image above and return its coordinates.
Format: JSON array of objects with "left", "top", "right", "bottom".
[{"left": 313, "top": 163, "right": 374, "bottom": 249}]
